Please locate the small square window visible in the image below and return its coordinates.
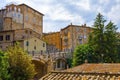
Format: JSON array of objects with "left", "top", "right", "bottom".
[
  {"left": 0, "top": 46, "right": 2, "bottom": 48},
  {"left": 34, "top": 46, "right": 36, "bottom": 50},
  {"left": 0, "top": 36, "right": 3, "bottom": 41},
  {"left": 41, "top": 50, "right": 43, "bottom": 54},
  {"left": 18, "top": 14, "right": 20, "bottom": 18},
  {"left": 43, "top": 43, "right": 45, "bottom": 47},
  {"left": 25, "top": 30, "right": 28, "bottom": 33},
  {"left": 6, "top": 35, "right": 10, "bottom": 41},
  {"left": 26, "top": 41, "right": 29, "bottom": 46},
  {"left": 30, "top": 31, "right": 32, "bottom": 34}
]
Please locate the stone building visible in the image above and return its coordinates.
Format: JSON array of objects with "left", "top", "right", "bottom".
[
  {"left": 61, "top": 24, "right": 92, "bottom": 52},
  {"left": 43, "top": 24, "right": 93, "bottom": 53},
  {"left": 0, "top": 28, "right": 46, "bottom": 54},
  {"left": 43, "top": 32, "right": 62, "bottom": 53},
  {"left": 0, "top": 4, "right": 47, "bottom": 79},
  {"left": 0, "top": 3, "right": 43, "bottom": 34},
  {"left": 0, "top": 4, "right": 45, "bottom": 53},
  {"left": 40, "top": 63, "right": 120, "bottom": 80}
]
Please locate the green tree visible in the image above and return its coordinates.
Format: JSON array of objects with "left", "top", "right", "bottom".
[
  {"left": 115, "top": 33, "right": 120, "bottom": 62},
  {"left": 72, "top": 44, "right": 96, "bottom": 66},
  {"left": 7, "top": 44, "right": 36, "bottom": 80},
  {"left": 89, "top": 13, "right": 118, "bottom": 62},
  {"left": 0, "top": 50, "right": 10, "bottom": 80}
]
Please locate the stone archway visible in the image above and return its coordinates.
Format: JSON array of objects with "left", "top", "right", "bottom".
[
  {"left": 32, "top": 59, "right": 47, "bottom": 79},
  {"left": 53, "top": 58, "right": 67, "bottom": 71}
]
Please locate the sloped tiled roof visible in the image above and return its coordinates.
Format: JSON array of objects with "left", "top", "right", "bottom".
[
  {"left": 64, "top": 63, "right": 120, "bottom": 73},
  {"left": 40, "top": 63, "right": 120, "bottom": 80}
]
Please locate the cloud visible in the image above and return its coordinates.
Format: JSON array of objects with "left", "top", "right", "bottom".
[
  {"left": 107, "top": 4, "right": 120, "bottom": 25},
  {"left": 99, "top": 0, "right": 110, "bottom": 4},
  {"left": 66, "top": 0, "right": 91, "bottom": 11},
  {"left": 1, "top": 0, "right": 120, "bottom": 32},
  {"left": 116, "top": 0, "right": 120, "bottom": 3},
  {"left": 47, "top": 4, "right": 85, "bottom": 22}
]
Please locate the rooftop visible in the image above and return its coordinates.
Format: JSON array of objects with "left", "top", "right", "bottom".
[
  {"left": 40, "top": 63, "right": 120, "bottom": 80},
  {"left": 64, "top": 63, "right": 120, "bottom": 73}
]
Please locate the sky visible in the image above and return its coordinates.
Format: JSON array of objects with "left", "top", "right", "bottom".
[{"left": 0, "top": 0, "right": 120, "bottom": 32}]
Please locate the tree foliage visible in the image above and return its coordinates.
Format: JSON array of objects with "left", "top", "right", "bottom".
[
  {"left": 7, "top": 44, "right": 36, "bottom": 80},
  {"left": 0, "top": 50, "right": 9, "bottom": 80},
  {"left": 72, "top": 13, "right": 119, "bottom": 66},
  {"left": 72, "top": 44, "right": 96, "bottom": 66},
  {"left": 89, "top": 13, "right": 118, "bottom": 63}
]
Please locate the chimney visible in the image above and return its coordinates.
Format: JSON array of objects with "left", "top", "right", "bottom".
[{"left": 84, "top": 24, "right": 86, "bottom": 27}]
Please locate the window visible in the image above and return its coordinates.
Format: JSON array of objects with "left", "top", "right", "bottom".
[
  {"left": 79, "top": 39, "right": 82, "bottom": 44},
  {"left": 14, "top": 13, "right": 16, "bottom": 17},
  {"left": 0, "top": 46, "right": 2, "bottom": 48},
  {"left": 0, "top": 36, "right": 3, "bottom": 41},
  {"left": 43, "top": 43, "right": 45, "bottom": 47},
  {"left": 30, "top": 31, "right": 32, "bottom": 34},
  {"left": 18, "top": 14, "right": 20, "bottom": 18},
  {"left": 25, "top": 30, "right": 28, "bottom": 33},
  {"left": 34, "top": 46, "right": 36, "bottom": 50},
  {"left": 57, "top": 60, "right": 61, "bottom": 68},
  {"left": 41, "top": 50, "right": 43, "bottom": 54},
  {"left": 6, "top": 35, "right": 10, "bottom": 40},
  {"left": 26, "top": 41, "right": 29, "bottom": 46},
  {"left": 14, "top": 7, "right": 17, "bottom": 11},
  {"left": 18, "top": 8, "right": 21, "bottom": 12}
]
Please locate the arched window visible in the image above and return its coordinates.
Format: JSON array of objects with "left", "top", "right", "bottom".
[
  {"left": 18, "top": 8, "right": 21, "bottom": 12},
  {"left": 14, "top": 7, "right": 17, "bottom": 11}
]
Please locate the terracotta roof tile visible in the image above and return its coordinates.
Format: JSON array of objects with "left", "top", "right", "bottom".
[
  {"left": 64, "top": 63, "right": 120, "bottom": 73},
  {"left": 40, "top": 63, "right": 120, "bottom": 80}
]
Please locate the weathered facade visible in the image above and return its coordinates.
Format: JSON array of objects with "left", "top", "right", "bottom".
[
  {"left": 61, "top": 24, "right": 92, "bottom": 52},
  {"left": 0, "top": 4, "right": 44, "bottom": 52},
  {"left": 43, "top": 24, "right": 93, "bottom": 53},
  {"left": 0, "top": 28, "right": 44, "bottom": 51},
  {"left": 0, "top": 3, "right": 43, "bottom": 34},
  {"left": 43, "top": 32, "right": 62, "bottom": 52},
  {"left": 24, "top": 37, "right": 46, "bottom": 54}
]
